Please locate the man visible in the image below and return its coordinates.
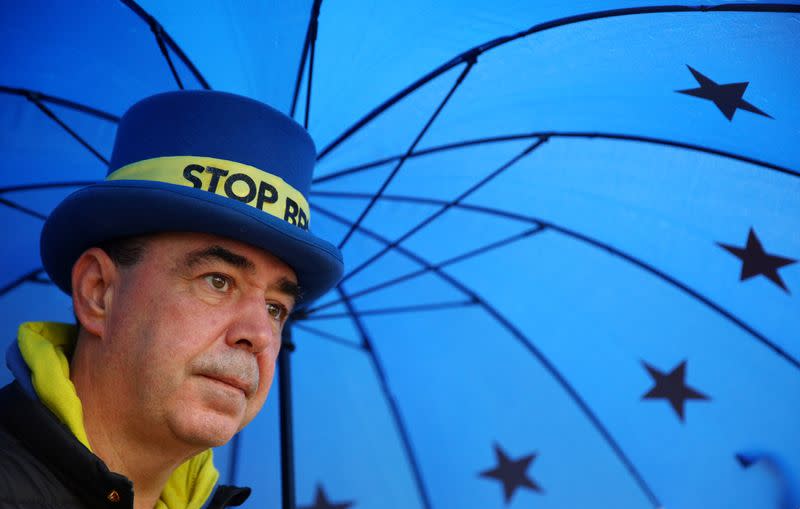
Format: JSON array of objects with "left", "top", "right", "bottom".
[{"left": 0, "top": 91, "right": 344, "bottom": 508}]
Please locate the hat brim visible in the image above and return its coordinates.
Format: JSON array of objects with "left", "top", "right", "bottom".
[{"left": 40, "top": 180, "right": 343, "bottom": 306}]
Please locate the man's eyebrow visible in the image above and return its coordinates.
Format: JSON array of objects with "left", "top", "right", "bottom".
[
  {"left": 183, "top": 245, "right": 255, "bottom": 272},
  {"left": 273, "top": 278, "right": 303, "bottom": 303},
  {"left": 184, "top": 246, "right": 302, "bottom": 302}
]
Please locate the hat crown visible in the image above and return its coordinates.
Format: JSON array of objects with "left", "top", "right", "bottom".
[{"left": 108, "top": 90, "right": 316, "bottom": 196}]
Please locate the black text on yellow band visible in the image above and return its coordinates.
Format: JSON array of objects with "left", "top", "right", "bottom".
[{"left": 107, "top": 156, "right": 311, "bottom": 230}]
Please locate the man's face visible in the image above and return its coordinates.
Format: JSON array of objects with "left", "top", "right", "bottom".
[{"left": 100, "top": 232, "right": 298, "bottom": 451}]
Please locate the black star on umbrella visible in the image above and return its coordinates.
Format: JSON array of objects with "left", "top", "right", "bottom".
[
  {"left": 642, "top": 360, "right": 709, "bottom": 421},
  {"left": 299, "top": 485, "right": 354, "bottom": 509},
  {"left": 718, "top": 228, "right": 796, "bottom": 293},
  {"left": 677, "top": 65, "right": 772, "bottom": 121},
  {"left": 479, "top": 443, "right": 543, "bottom": 504}
]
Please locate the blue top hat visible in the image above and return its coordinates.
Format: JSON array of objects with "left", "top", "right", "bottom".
[{"left": 41, "top": 90, "right": 343, "bottom": 305}]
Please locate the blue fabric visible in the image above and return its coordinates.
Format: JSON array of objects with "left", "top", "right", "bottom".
[
  {"left": 5, "top": 341, "right": 35, "bottom": 399},
  {"left": 1, "top": 2, "right": 799, "bottom": 509}
]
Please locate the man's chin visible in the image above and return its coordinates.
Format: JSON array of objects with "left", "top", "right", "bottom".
[
  {"left": 167, "top": 403, "right": 246, "bottom": 449},
  {"left": 165, "top": 380, "right": 264, "bottom": 449}
]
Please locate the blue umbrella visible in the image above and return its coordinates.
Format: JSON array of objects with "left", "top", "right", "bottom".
[{"left": 2, "top": 2, "right": 799, "bottom": 508}]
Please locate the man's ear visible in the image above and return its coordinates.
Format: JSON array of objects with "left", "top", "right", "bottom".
[{"left": 72, "top": 248, "right": 118, "bottom": 338}]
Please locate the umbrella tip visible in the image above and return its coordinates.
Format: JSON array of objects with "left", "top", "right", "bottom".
[{"left": 735, "top": 453, "right": 757, "bottom": 468}]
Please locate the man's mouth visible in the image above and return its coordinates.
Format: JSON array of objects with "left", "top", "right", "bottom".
[{"left": 198, "top": 373, "right": 254, "bottom": 397}]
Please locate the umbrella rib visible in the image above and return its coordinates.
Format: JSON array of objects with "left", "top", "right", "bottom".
[
  {"left": 0, "top": 196, "right": 47, "bottom": 221},
  {"left": 305, "top": 220, "right": 545, "bottom": 315},
  {"left": 304, "top": 20, "right": 318, "bottom": 130},
  {"left": 336, "top": 60, "right": 476, "bottom": 250},
  {"left": 307, "top": 200, "right": 482, "bottom": 308},
  {"left": 120, "top": 0, "right": 211, "bottom": 89},
  {"left": 317, "top": 3, "right": 800, "bottom": 160},
  {"left": 315, "top": 134, "right": 531, "bottom": 183},
  {"left": 23, "top": 94, "right": 110, "bottom": 166},
  {"left": 0, "top": 181, "right": 100, "bottom": 194},
  {"left": 335, "top": 286, "right": 434, "bottom": 509},
  {"left": 291, "top": 0, "right": 323, "bottom": 119},
  {"left": 313, "top": 193, "right": 800, "bottom": 371},
  {"left": 291, "top": 323, "right": 368, "bottom": 352},
  {"left": 149, "top": 21, "right": 184, "bottom": 89},
  {"left": 337, "top": 138, "right": 546, "bottom": 286},
  {"left": 325, "top": 208, "right": 663, "bottom": 507},
  {"left": 304, "top": 299, "right": 477, "bottom": 320},
  {"left": 314, "top": 131, "right": 800, "bottom": 184},
  {"left": 0, "top": 86, "right": 120, "bottom": 123},
  {"left": 0, "top": 268, "right": 47, "bottom": 297}
]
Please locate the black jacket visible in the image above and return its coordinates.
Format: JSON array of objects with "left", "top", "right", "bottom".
[{"left": 0, "top": 382, "right": 250, "bottom": 509}]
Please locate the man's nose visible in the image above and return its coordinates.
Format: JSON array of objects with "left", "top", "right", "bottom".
[{"left": 225, "top": 293, "right": 277, "bottom": 354}]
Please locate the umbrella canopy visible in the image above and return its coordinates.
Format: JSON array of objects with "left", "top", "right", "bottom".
[{"left": 2, "top": 2, "right": 799, "bottom": 508}]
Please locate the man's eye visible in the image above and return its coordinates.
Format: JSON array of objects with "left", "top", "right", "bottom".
[
  {"left": 204, "top": 274, "right": 230, "bottom": 291},
  {"left": 266, "top": 303, "right": 286, "bottom": 321}
]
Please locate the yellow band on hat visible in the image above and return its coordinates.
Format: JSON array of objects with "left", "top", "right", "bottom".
[{"left": 107, "top": 156, "right": 311, "bottom": 230}]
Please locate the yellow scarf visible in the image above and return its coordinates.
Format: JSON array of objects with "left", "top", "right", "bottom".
[{"left": 17, "top": 321, "right": 220, "bottom": 509}]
